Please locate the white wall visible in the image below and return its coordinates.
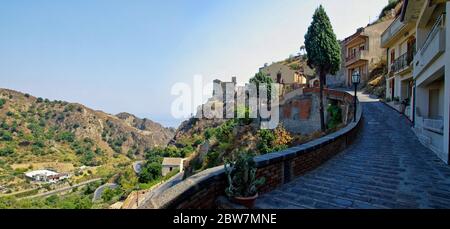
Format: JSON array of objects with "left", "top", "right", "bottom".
[{"left": 443, "top": 2, "right": 450, "bottom": 163}]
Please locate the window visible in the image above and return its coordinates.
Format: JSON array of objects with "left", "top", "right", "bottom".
[{"left": 390, "top": 49, "right": 396, "bottom": 64}]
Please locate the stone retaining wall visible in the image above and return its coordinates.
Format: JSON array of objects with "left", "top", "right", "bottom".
[{"left": 142, "top": 89, "right": 363, "bottom": 209}]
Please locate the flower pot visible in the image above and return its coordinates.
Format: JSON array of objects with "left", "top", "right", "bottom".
[{"left": 231, "top": 193, "right": 258, "bottom": 208}]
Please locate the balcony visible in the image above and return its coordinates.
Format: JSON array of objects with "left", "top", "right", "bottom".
[
  {"left": 390, "top": 51, "right": 415, "bottom": 74},
  {"left": 413, "top": 14, "right": 446, "bottom": 78},
  {"left": 381, "top": 17, "right": 406, "bottom": 47},
  {"left": 345, "top": 50, "right": 369, "bottom": 67}
]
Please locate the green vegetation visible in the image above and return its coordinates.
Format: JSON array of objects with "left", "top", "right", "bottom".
[
  {"left": 257, "top": 126, "right": 292, "bottom": 155},
  {"left": 224, "top": 152, "right": 265, "bottom": 198},
  {"left": 249, "top": 72, "right": 274, "bottom": 102},
  {"left": 304, "top": 5, "right": 341, "bottom": 131},
  {"left": 0, "top": 181, "right": 102, "bottom": 209},
  {"left": 0, "top": 98, "right": 5, "bottom": 108},
  {"left": 257, "top": 129, "right": 277, "bottom": 154},
  {"left": 139, "top": 154, "right": 162, "bottom": 183},
  {"left": 101, "top": 187, "right": 121, "bottom": 202},
  {"left": 379, "top": 0, "right": 400, "bottom": 20},
  {"left": 327, "top": 103, "right": 342, "bottom": 129},
  {"left": 0, "top": 146, "right": 15, "bottom": 156}
]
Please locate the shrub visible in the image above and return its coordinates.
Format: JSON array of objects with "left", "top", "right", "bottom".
[
  {"left": 289, "top": 63, "right": 301, "bottom": 71},
  {"left": 138, "top": 161, "right": 162, "bottom": 183},
  {"left": 1, "top": 121, "right": 9, "bottom": 130},
  {"left": 24, "top": 93, "right": 30, "bottom": 98},
  {"left": 6, "top": 111, "right": 14, "bottom": 117},
  {"left": 0, "top": 147, "right": 15, "bottom": 156},
  {"left": 215, "top": 120, "right": 237, "bottom": 143},
  {"left": 57, "top": 131, "right": 75, "bottom": 142},
  {"left": 1, "top": 131, "right": 13, "bottom": 141},
  {"left": 64, "top": 104, "right": 75, "bottom": 112},
  {"left": 81, "top": 151, "right": 97, "bottom": 166},
  {"left": 204, "top": 151, "right": 220, "bottom": 168},
  {"left": 273, "top": 126, "right": 293, "bottom": 146},
  {"left": 327, "top": 103, "right": 342, "bottom": 129},
  {"left": 36, "top": 97, "right": 43, "bottom": 103},
  {"left": 257, "top": 129, "right": 276, "bottom": 154},
  {"left": 204, "top": 128, "right": 215, "bottom": 140},
  {"left": 33, "top": 139, "right": 45, "bottom": 148},
  {"left": 0, "top": 98, "right": 5, "bottom": 108},
  {"left": 101, "top": 188, "right": 117, "bottom": 202}
]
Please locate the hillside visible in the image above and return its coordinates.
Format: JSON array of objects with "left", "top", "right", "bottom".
[{"left": 0, "top": 88, "right": 174, "bottom": 193}]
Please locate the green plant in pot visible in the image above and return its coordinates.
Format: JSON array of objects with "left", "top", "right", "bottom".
[{"left": 224, "top": 152, "right": 265, "bottom": 208}]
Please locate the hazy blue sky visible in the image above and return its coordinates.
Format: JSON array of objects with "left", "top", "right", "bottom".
[{"left": 0, "top": 0, "right": 388, "bottom": 127}]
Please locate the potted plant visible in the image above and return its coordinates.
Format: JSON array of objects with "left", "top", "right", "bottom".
[
  {"left": 224, "top": 152, "right": 265, "bottom": 208},
  {"left": 400, "top": 98, "right": 410, "bottom": 114}
]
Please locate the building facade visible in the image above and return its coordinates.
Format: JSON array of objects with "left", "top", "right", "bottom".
[
  {"left": 162, "top": 158, "right": 184, "bottom": 176},
  {"left": 403, "top": 0, "right": 449, "bottom": 163},
  {"left": 260, "top": 61, "right": 309, "bottom": 85},
  {"left": 382, "top": 2, "right": 417, "bottom": 120},
  {"left": 343, "top": 20, "right": 394, "bottom": 86}
]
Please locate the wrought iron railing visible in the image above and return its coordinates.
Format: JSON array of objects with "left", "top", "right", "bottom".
[{"left": 390, "top": 50, "right": 415, "bottom": 73}]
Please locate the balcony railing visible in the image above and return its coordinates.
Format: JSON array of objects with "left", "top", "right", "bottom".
[
  {"left": 345, "top": 50, "right": 368, "bottom": 65},
  {"left": 381, "top": 17, "right": 405, "bottom": 47},
  {"left": 419, "top": 14, "right": 445, "bottom": 54},
  {"left": 413, "top": 13, "right": 446, "bottom": 77},
  {"left": 390, "top": 50, "right": 415, "bottom": 73}
]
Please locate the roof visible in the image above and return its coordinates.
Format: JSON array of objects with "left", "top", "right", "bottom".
[
  {"left": 162, "top": 158, "right": 184, "bottom": 166},
  {"left": 25, "top": 170, "right": 58, "bottom": 177}
]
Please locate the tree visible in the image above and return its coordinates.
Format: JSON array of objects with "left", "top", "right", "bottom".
[
  {"left": 304, "top": 5, "right": 341, "bottom": 131},
  {"left": 249, "top": 72, "right": 274, "bottom": 100},
  {"left": 138, "top": 161, "right": 162, "bottom": 183}
]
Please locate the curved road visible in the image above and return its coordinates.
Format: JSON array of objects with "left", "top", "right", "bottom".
[
  {"left": 19, "top": 178, "right": 102, "bottom": 200},
  {"left": 256, "top": 92, "right": 450, "bottom": 209},
  {"left": 92, "top": 183, "right": 119, "bottom": 202}
]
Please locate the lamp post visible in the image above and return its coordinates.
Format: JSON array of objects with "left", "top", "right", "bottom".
[{"left": 352, "top": 70, "right": 361, "bottom": 122}]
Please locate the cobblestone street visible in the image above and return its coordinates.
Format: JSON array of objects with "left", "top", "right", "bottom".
[{"left": 256, "top": 93, "right": 450, "bottom": 209}]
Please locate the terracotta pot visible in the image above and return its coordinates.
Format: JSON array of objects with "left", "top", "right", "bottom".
[{"left": 231, "top": 193, "right": 258, "bottom": 208}]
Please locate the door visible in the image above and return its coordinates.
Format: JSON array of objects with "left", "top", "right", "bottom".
[{"left": 391, "top": 78, "right": 395, "bottom": 100}]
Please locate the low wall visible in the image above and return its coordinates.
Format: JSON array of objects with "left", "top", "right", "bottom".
[{"left": 142, "top": 89, "right": 363, "bottom": 209}]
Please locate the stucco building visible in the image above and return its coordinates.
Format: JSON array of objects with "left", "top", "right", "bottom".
[
  {"left": 162, "top": 158, "right": 184, "bottom": 176},
  {"left": 381, "top": 1, "right": 417, "bottom": 120},
  {"left": 402, "top": 0, "right": 450, "bottom": 163},
  {"left": 343, "top": 19, "right": 394, "bottom": 86}
]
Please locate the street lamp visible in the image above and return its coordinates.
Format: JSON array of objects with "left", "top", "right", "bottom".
[{"left": 352, "top": 70, "right": 361, "bottom": 122}]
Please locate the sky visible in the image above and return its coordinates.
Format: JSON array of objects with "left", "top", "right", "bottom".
[{"left": 0, "top": 0, "right": 388, "bottom": 128}]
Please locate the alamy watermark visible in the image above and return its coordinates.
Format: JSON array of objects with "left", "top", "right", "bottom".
[{"left": 170, "top": 75, "right": 280, "bottom": 129}]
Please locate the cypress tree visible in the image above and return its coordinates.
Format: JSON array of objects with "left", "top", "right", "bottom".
[{"left": 304, "top": 5, "right": 341, "bottom": 131}]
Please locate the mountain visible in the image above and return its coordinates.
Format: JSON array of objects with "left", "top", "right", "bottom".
[{"left": 0, "top": 88, "right": 174, "bottom": 192}]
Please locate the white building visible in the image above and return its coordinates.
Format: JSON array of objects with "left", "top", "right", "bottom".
[
  {"left": 25, "top": 170, "right": 70, "bottom": 183},
  {"left": 162, "top": 158, "right": 184, "bottom": 177},
  {"left": 381, "top": 1, "right": 416, "bottom": 120},
  {"left": 403, "top": 0, "right": 450, "bottom": 163}
]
